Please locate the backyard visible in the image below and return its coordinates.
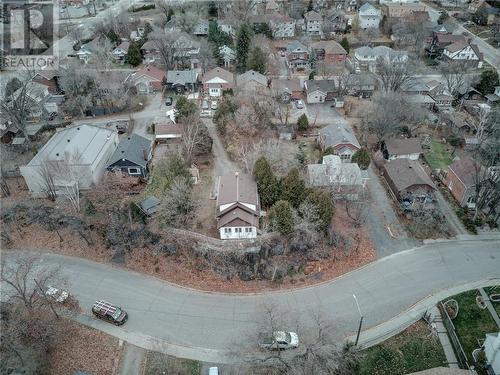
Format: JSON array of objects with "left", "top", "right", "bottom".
[
  {"left": 358, "top": 320, "right": 447, "bottom": 375},
  {"left": 424, "top": 139, "right": 454, "bottom": 170},
  {"left": 444, "top": 289, "right": 499, "bottom": 369}
]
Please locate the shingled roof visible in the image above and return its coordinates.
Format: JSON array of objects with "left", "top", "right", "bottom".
[{"left": 383, "top": 159, "right": 435, "bottom": 193}]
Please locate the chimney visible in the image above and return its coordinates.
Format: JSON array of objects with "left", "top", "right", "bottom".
[
  {"left": 143, "top": 149, "right": 148, "bottom": 161},
  {"left": 235, "top": 172, "right": 239, "bottom": 201}
]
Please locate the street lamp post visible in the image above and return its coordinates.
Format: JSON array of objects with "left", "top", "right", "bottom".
[{"left": 353, "top": 294, "right": 363, "bottom": 346}]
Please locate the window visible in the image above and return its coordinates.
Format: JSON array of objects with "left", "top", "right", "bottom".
[
  {"left": 128, "top": 168, "right": 140, "bottom": 175},
  {"left": 245, "top": 227, "right": 252, "bottom": 233},
  {"left": 235, "top": 228, "right": 242, "bottom": 233},
  {"left": 224, "top": 228, "right": 232, "bottom": 234}
]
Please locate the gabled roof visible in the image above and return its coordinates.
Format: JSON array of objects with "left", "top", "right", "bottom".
[
  {"left": 166, "top": 70, "right": 198, "bottom": 85},
  {"left": 286, "top": 40, "right": 308, "bottom": 53},
  {"left": 114, "top": 41, "right": 130, "bottom": 52},
  {"left": 307, "top": 155, "right": 362, "bottom": 187},
  {"left": 12, "top": 81, "right": 48, "bottom": 102},
  {"left": 141, "top": 40, "right": 158, "bottom": 51},
  {"left": 310, "top": 40, "right": 347, "bottom": 55},
  {"left": 355, "top": 46, "right": 407, "bottom": 61},
  {"left": 217, "top": 206, "right": 258, "bottom": 228},
  {"left": 134, "top": 65, "right": 166, "bottom": 82},
  {"left": 445, "top": 39, "right": 470, "bottom": 53},
  {"left": 107, "top": 134, "right": 152, "bottom": 168},
  {"left": 237, "top": 70, "right": 267, "bottom": 87},
  {"left": 305, "top": 79, "right": 335, "bottom": 94},
  {"left": 385, "top": 138, "right": 423, "bottom": 156},
  {"left": 272, "top": 78, "right": 302, "bottom": 93},
  {"left": 318, "top": 119, "right": 361, "bottom": 149},
  {"left": 216, "top": 172, "right": 258, "bottom": 208},
  {"left": 359, "top": 3, "right": 380, "bottom": 15},
  {"left": 202, "top": 67, "right": 234, "bottom": 84},
  {"left": 305, "top": 10, "right": 322, "bottom": 21},
  {"left": 155, "top": 121, "right": 182, "bottom": 136},
  {"left": 383, "top": 159, "right": 435, "bottom": 192},
  {"left": 448, "top": 156, "right": 486, "bottom": 188}
]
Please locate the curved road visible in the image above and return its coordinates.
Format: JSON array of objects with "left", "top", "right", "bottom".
[{"left": 3, "top": 239, "right": 500, "bottom": 361}]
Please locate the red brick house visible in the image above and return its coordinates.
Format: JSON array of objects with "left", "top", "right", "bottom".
[
  {"left": 126, "top": 65, "right": 166, "bottom": 94},
  {"left": 202, "top": 67, "right": 234, "bottom": 97},
  {"left": 310, "top": 40, "right": 347, "bottom": 65},
  {"left": 444, "top": 157, "right": 486, "bottom": 209}
]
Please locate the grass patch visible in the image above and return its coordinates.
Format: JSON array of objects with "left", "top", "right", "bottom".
[
  {"left": 144, "top": 352, "right": 201, "bottom": 375},
  {"left": 425, "top": 139, "right": 453, "bottom": 170},
  {"left": 446, "top": 290, "right": 498, "bottom": 366},
  {"left": 485, "top": 286, "right": 500, "bottom": 317},
  {"left": 358, "top": 320, "right": 447, "bottom": 375}
]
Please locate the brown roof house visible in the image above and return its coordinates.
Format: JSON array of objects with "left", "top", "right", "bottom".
[
  {"left": 444, "top": 157, "right": 487, "bottom": 209},
  {"left": 382, "top": 159, "right": 436, "bottom": 210},
  {"left": 383, "top": 138, "right": 423, "bottom": 161},
  {"left": 202, "top": 67, "right": 234, "bottom": 98},
  {"left": 216, "top": 172, "right": 260, "bottom": 240},
  {"left": 155, "top": 120, "right": 182, "bottom": 143},
  {"left": 126, "top": 65, "right": 166, "bottom": 94}
]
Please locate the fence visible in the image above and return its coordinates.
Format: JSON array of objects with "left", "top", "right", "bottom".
[{"left": 438, "top": 301, "right": 471, "bottom": 370}]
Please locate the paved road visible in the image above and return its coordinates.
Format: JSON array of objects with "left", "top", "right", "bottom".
[{"left": 3, "top": 239, "right": 499, "bottom": 361}]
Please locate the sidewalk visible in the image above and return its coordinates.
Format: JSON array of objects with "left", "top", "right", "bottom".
[{"left": 430, "top": 306, "right": 460, "bottom": 368}]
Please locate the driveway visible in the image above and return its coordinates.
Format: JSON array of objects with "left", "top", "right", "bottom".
[
  {"left": 4, "top": 239, "right": 499, "bottom": 362},
  {"left": 366, "top": 165, "right": 419, "bottom": 257},
  {"left": 201, "top": 118, "right": 239, "bottom": 176}
]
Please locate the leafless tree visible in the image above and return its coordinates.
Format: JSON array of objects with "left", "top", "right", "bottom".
[
  {"left": 237, "top": 139, "right": 300, "bottom": 175},
  {"left": 376, "top": 57, "right": 412, "bottom": 92},
  {"left": 180, "top": 113, "right": 204, "bottom": 165},
  {"left": 198, "top": 42, "right": 216, "bottom": 74},
  {"left": 440, "top": 61, "right": 467, "bottom": 97},
  {"left": 37, "top": 160, "right": 58, "bottom": 201},
  {"left": 159, "top": 176, "right": 195, "bottom": 227},
  {"left": 392, "top": 21, "right": 432, "bottom": 56},
  {"left": 93, "top": 38, "right": 113, "bottom": 70}
]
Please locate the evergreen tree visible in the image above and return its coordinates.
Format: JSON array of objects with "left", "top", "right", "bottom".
[
  {"left": 167, "top": 8, "right": 174, "bottom": 22},
  {"left": 307, "top": 0, "right": 314, "bottom": 12},
  {"left": 106, "top": 29, "right": 120, "bottom": 45},
  {"left": 308, "top": 49, "right": 317, "bottom": 72},
  {"left": 340, "top": 37, "right": 350, "bottom": 53},
  {"left": 175, "top": 96, "right": 197, "bottom": 121},
  {"left": 269, "top": 200, "right": 294, "bottom": 235},
  {"left": 280, "top": 168, "right": 306, "bottom": 208},
  {"left": 236, "top": 24, "right": 252, "bottom": 72},
  {"left": 253, "top": 156, "right": 279, "bottom": 208},
  {"left": 309, "top": 71, "right": 315, "bottom": 80},
  {"left": 127, "top": 42, "right": 142, "bottom": 66},
  {"left": 247, "top": 47, "right": 267, "bottom": 74},
  {"left": 437, "top": 12, "right": 448, "bottom": 24},
  {"left": 297, "top": 114, "right": 309, "bottom": 131},
  {"left": 475, "top": 70, "right": 499, "bottom": 95},
  {"left": 208, "top": 1, "right": 218, "bottom": 17},
  {"left": 351, "top": 148, "right": 371, "bottom": 170},
  {"left": 304, "top": 189, "right": 335, "bottom": 231}
]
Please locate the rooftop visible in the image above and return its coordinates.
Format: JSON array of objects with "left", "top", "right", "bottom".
[
  {"left": 217, "top": 172, "right": 258, "bottom": 208},
  {"left": 383, "top": 159, "right": 435, "bottom": 192},
  {"left": 107, "top": 134, "right": 152, "bottom": 168},
  {"left": 166, "top": 69, "right": 198, "bottom": 85},
  {"left": 318, "top": 119, "right": 361, "bottom": 149},
  {"left": 385, "top": 138, "right": 423, "bottom": 156}
]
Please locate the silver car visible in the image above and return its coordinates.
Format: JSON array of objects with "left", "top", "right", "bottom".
[{"left": 259, "top": 331, "right": 299, "bottom": 350}]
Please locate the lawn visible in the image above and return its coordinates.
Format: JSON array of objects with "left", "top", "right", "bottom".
[
  {"left": 358, "top": 320, "right": 447, "bottom": 375},
  {"left": 144, "top": 352, "right": 201, "bottom": 375},
  {"left": 485, "top": 286, "right": 500, "bottom": 317},
  {"left": 425, "top": 139, "right": 454, "bottom": 170},
  {"left": 446, "top": 290, "right": 498, "bottom": 366}
]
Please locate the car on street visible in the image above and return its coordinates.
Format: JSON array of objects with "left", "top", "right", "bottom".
[
  {"left": 165, "top": 97, "right": 173, "bottom": 106},
  {"left": 211, "top": 101, "right": 218, "bottom": 110},
  {"left": 92, "top": 300, "right": 128, "bottom": 326},
  {"left": 463, "top": 21, "right": 475, "bottom": 27},
  {"left": 258, "top": 331, "right": 299, "bottom": 350},
  {"left": 202, "top": 100, "right": 209, "bottom": 110},
  {"left": 45, "top": 286, "right": 69, "bottom": 303},
  {"left": 295, "top": 100, "right": 304, "bottom": 109}
]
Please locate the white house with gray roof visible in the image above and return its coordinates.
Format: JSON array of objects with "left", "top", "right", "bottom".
[
  {"left": 107, "top": 134, "right": 153, "bottom": 178},
  {"left": 317, "top": 119, "right": 361, "bottom": 162},
  {"left": 358, "top": 3, "right": 381, "bottom": 29},
  {"left": 20, "top": 124, "right": 119, "bottom": 196},
  {"left": 354, "top": 46, "right": 408, "bottom": 72}
]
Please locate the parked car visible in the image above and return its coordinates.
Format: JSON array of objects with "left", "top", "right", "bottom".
[
  {"left": 211, "top": 101, "right": 218, "bottom": 110},
  {"left": 165, "top": 97, "right": 173, "bottom": 106},
  {"left": 202, "top": 100, "right": 209, "bottom": 110},
  {"left": 258, "top": 331, "right": 299, "bottom": 350},
  {"left": 463, "top": 21, "right": 475, "bottom": 27},
  {"left": 295, "top": 100, "right": 304, "bottom": 109},
  {"left": 45, "top": 286, "right": 69, "bottom": 303},
  {"left": 92, "top": 300, "right": 128, "bottom": 326}
]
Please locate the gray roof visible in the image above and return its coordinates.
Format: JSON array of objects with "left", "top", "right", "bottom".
[
  {"left": 305, "top": 80, "right": 335, "bottom": 94},
  {"left": 307, "top": 155, "right": 362, "bottom": 187},
  {"left": 383, "top": 159, "right": 435, "bottom": 193},
  {"left": 108, "top": 134, "right": 151, "bottom": 168},
  {"left": 401, "top": 78, "right": 430, "bottom": 93},
  {"left": 318, "top": 120, "right": 361, "bottom": 149},
  {"left": 237, "top": 70, "right": 268, "bottom": 87},
  {"left": 139, "top": 196, "right": 161, "bottom": 215},
  {"left": 355, "top": 46, "right": 408, "bottom": 61},
  {"left": 385, "top": 138, "right": 423, "bottom": 156},
  {"left": 348, "top": 73, "right": 377, "bottom": 87},
  {"left": 27, "top": 124, "right": 117, "bottom": 167},
  {"left": 166, "top": 70, "right": 198, "bottom": 85},
  {"left": 286, "top": 41, "right": 308, "bottom": 53}
]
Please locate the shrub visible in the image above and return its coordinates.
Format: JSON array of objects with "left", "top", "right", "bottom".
[
  {"left": 304, "top": 189, "right": 335, "bottom": 231},
  {"left": 352, "top": 148, "right": 371, "bottom": 170},
  {"left": 268, "top": 200, "right": 294, "bottom": 235},
  {"left": 447, "top": 135, "right": 465, "bottom": 148},
  {"left": 297, "top": 114, "right": 309, "bottom": 131},
  {"left": 84, "top": 199, "right": 96, "bottom": 216}
]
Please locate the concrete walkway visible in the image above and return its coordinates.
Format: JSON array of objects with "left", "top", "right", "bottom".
[
  {"left": 479, "top": 288, "right": 500, "bottom": 329},
  {"left": 434, "top": 189, "right": 468, "bottom": 236},
  {"left": 430, "top": 306, "right": 460, "bottom": 368},
  {"left": 117, "top": 342, "right": 146, "bottom": 375}
]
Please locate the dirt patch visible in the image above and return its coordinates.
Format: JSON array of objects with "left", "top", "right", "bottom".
[{"left": 49, "top": 320, "right": 121, "bottom": 375}]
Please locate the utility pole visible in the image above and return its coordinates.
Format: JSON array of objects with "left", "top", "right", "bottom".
[{"left": 353, "top": 294, "right": 363, "bottom": 346}]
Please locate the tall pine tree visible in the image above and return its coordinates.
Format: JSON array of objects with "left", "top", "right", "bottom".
[
  {"left": 236, "top": 24, "right": 252, "bottom": 72},
  {"left": 280, "top": 168, "right": 306, "bottom": 208},
  {"left": 253, "top": 156, "right": 279, "bottom": 208},
  {"left": 247, "top": 47, "right": 266, "bottom": 74}
]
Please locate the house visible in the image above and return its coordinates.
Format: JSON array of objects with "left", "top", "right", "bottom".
[
  {"left": 325, "top": 10, "right": 348, "bottom": 33},
  {"left": 317, "top": 119, "right": 361, "bottom": 161},
  {"left": 383, "top": 3, "right": 426, "bottom": 20},
  {"left": 193, "top": 20, "right": 209, "bottom": 36},
  {"left": 219, "top": 45, "right": 236, "bottom": 67},
  {"left": 166, "top": 69, "right": 199, "bottom": 93},
  {"left": 126, "top": 65, "right": 166, "bottom": 94},
  {"left": 11, "top": 81, "right": 59, "bottom": 119},
  {"left": 237, "top": 70, "right": 268, "bottom": 92},
  {"left": 310, "top": 40, "right": 347, "bottom": 66},
  {"left": 130, "top": 25, "right": 145, "bottom": 42},
  {"left": 346, "top": 73, "right": 377, "bottom": 98},
  {"left": 271, "top": 78, "right": 303, "bottom": 102},
  {"left": 304, "top": 79, "right": 337, "bottom": 103},
  {"left": 216, "top": 172, "right": 260, "bottom": 240},
  {"left": 485, "top": 86, "right": 500, "bottom": 105},
  {"left": 428, "top": 81, "right": 453, "bottom": 110},
  {"left": 266, "top": 0, "right": 280, "bottom": 13},
  {"left": 270, "top": 13, "right": 296, "bottom": 38},
  {"left": 427, "top": 30, "right": 471, "bottom": 60},
  {"left": 155, "top": 121, "right": 182, "bottom": 143},
  {"left": 33, "top": 70, "right": 60, "bottom": 94},
  {"left": 483, "top": 332, "right": 500, "bottom": 375},
  {"left": 76, "top": 38, "right": 99, "bottom": 63},
  {"left": 140, "top": 40, "right": 160, "bottom": 64},
  {"left": 286, "top": 41, "right": 309, "bottom": 70},
  {"left": 444, "top": 157, "right": 486, "bottom": 208},
  {"left": 307, "top": 155, "right": 367, "bottom": 200},
  {"left": 383, "top": 138, "right": 423, "bottom": 161},
  {"left": 107, "top": 134, "right": 153, "bottom": 178},
  {"left": 442, "top": 39, "right": 483, "bottom": 68},
  {"left": 20, "top": 124, "right": 119, "bottom": 195},
  {"left": 354, "top": 46, "right": 408, "bottom": 73},
  {"left": 382, "top": 159, "right": 436, "bottom": 209},
  {"left": 401, "top": 78, "right": 431, "bottom": 95},
  {"left": 112, "top": 41, "right": 130, "bottom": 63},
  {"left": 358, "top": 3, "right": 381, "bottom": 29},
  {"left": 202, "top": 67, "right": 234, "bottom": 97},
  {"left": 304, "top": 10, "right": 322, "bottom": 36}
]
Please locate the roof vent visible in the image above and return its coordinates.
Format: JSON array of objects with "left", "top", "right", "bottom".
[
  {"left": 56, "top": 153, "right": 59, "bottom": 157},
  {"left": 77, "top": 127, "right": 80, "bottom": 130},
  {"left": 67, "top": 139, "right": 70, "bottom": 142},
  {"left": 121, "top": 150, "right": 125, "bottom": 153},
  {"left": 127, "top": 137, "right": 131, "bottom": 140}
]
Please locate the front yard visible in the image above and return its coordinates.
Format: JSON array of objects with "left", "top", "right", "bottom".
[
  {"left": 144, "top": 352, "right": 201, "bottom": 375},
  {"left": 424, "top": 139, "right": 454, "bottom": 170},
  {"left": 358, "top": 320, "right": 447, "bottom": 375}
]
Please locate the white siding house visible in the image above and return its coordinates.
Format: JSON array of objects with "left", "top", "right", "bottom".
[{"left": 358, "top": 3, "right": 381, "bottom": 29}]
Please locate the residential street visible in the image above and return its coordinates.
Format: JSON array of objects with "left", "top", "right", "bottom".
[{"left": 3, "top": 238, "right": 499, "bottom": 362}]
